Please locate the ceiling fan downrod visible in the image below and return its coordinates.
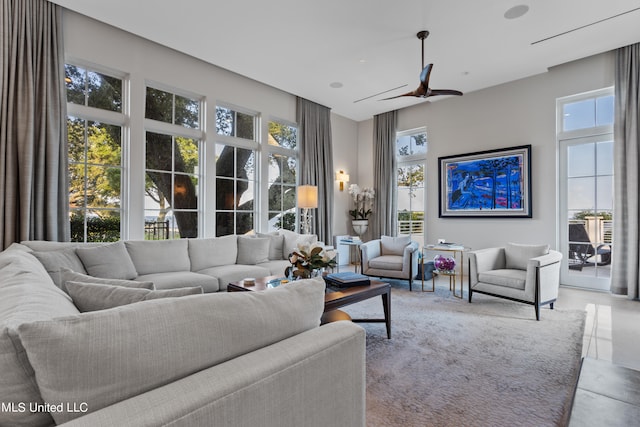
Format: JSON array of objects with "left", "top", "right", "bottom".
[{"left": 417, "top": 30, "right": 429, "bottom": 69}]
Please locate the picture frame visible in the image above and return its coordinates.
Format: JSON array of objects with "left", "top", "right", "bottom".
[{"left": 438, "top": 145, "right": 532, "bottom": 218}]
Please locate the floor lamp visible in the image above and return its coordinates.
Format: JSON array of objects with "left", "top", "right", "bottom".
[{"left": 298, "top": 185, "right": 318, "bottom": 235}]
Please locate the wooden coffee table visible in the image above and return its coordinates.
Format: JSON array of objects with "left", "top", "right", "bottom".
[{"left": 228, "top": 276, "right": 392, "bottom": 339}]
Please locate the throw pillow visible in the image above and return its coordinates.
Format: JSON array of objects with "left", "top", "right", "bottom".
[
  {"left": 505, "top": 243, "right": 550, "bottom": 270},
  {"left": 280, "top": 229, "right": 318, "bottom": 259},
  {"left": 381, "top": 235, "right": 411, "bottom": 256},
  {"left": 59, "top": 268, "right": 154, "bottom": 293},
  {"left": 125, "top": 239, "right": 190, "bottom": 275},
  {"left": 31, "top": 248, "right": 87, "bottom": 288},
  {"left": 76, "top": 241, "right": 137, "bottom": 280},
  {"left": 16, "top": 279, "right": 325, "bottom": 424},
  {"left": 188, "top": 235, "right": 238, "bottom": 270},
  {"left": 256, "top": 232, "right": 285, "bottom": 260},
  {"left": 65, "top": 281, "right": 203, "bottom": 312},
  {"left": 236, "top": 236, "right": 270, "bottom": 265}
]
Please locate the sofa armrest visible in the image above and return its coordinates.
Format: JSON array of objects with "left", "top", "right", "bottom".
[
  {"left": 359, "top": 240, "right": 381, "bottom": 270},
  {"left": 403, "top": 241, "right": 420, "bottom": 275},
  {"left": 526, "top": 250, "right": 563, "bottom": 303},
  {"left": 60, "top": 322, "right": 366, "bottom": 427}
]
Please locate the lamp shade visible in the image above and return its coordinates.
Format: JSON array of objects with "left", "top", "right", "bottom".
[
  {"left": 335, "top": 170, "right": 350, "bottom": 182},
  {"left": 297, "top": 185, "right": 318, "bottom": 209}
]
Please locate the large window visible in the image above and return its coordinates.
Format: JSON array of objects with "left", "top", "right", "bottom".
[
  {"left": 558, "top": 89, "right": 614, "bottom": 290},
  {"left": 396, "top": 128, "right": 427, "bottom": 248},
  {"left": 215, "top": 105, "right": 258, "bottom": 236},
  {"left": 65, "top": 64, "right": 124, "bottom": 242},
  {"left": 267, "top": 121, "right": 298, "bottom": 231},
  {"left": 145, "top": 86, "right": 202, "bottom": 239}
]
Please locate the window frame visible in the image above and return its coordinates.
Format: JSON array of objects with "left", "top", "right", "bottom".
[
  {"left": 213, "top": 103, "right": 261, "bottom": 236},
  {"left": 264, "top": 117, "right": 299, "bottom": 232},
  {"left": 65, "top": 60, "right": 129, "bottom": 242},
  {"left": 396, "top": 127, "right": 427, "bottom": 248},
  {"left": 144, "top": 82, "right": 205, "bottom": 239}
]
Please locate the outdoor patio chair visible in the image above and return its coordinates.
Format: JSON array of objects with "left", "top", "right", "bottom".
[{"left": 568, "top": 223, "right": 611, "bottom": 271}]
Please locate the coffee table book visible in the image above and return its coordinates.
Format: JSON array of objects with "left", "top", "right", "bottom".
[{"left": 324, "top": 272, "right": 370, "bottom": 288}]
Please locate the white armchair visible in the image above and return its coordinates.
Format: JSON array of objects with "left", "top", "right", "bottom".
[
  {"left": 468, "top": 243, "right": 562, "bottom": 320},
  {"left": 360, "top": 236, "right": 420, "bottom": 291}
]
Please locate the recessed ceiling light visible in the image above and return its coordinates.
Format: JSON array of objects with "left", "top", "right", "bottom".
[
  {"left": 359, "top": 59, "right": 366, "bottom": 63},
  {"left": 329, "top": 82, "right": 343, "bottom": 89},
  {"left": 504, "top": 4, "right": 529, "bottom": 20}
]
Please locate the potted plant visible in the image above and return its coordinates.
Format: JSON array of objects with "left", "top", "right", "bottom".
[
  {"left": 348, "top": 184, "right": 375, "bottom": 236},
  {"left": 285, "top": 242, "right": 337, "bottom": 279}
]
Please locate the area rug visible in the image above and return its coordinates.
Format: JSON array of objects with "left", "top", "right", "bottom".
[{"left": 340, "top": 281, "right": 586, "bottom": 427}]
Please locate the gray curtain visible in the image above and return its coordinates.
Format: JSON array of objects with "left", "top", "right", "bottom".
[
  {"left": 296, "top": 97, "right": 334, "bottom": 244},
  {"left": 0, "top": 0, "right": 68, "bottom": 250},
  {"left": 611, "top": 43, "right": 640, "bottom": 298},
  {"left": 371, "top": 110, "right": 397, "bottom": 239}
]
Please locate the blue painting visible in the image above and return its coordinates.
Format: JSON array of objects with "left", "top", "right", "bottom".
[{"left": 439, "top": 145, "right": 531, "bottom": 218}]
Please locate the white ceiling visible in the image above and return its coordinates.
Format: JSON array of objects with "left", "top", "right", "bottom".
[{"left": 51, "top": 0, "right": 640, "bottom": 122}]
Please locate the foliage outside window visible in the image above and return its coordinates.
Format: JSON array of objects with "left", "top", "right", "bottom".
[
  {"left": 145, "top": 87, "right": 201, "bottom": 239},
  {"left": 216, "top": 106, "right": 255, "bottom": 139},
  {"left": 65, "top": 64, "right": 123, "bottom": 242},
  {"left": 267, "top": 121, "right": 298, "bottom": 231}
]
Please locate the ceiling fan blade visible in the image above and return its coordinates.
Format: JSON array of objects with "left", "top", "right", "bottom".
[
  {"left": 428, "top": 89, "right": 463, "bottom": 97},
  {"left": 380, "top": 90, "right": 420, "bottom": 100},
  {"left": 419, "top": 64, "right": 433, "bottom": 86}
]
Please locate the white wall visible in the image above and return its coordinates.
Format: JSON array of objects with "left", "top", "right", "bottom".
[
  {"left": 357, "top": 51, "right": 615, "bottom": 251},
  {"left": 62, "top": 10, "right": 359, "bottom": 239}
]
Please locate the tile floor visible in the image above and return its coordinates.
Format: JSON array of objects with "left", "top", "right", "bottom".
[{"left": 557, "top": 286, "right": 640, "bottom": 370}]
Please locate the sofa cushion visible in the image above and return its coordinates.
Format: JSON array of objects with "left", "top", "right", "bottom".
[
  {"left": 237, "top": 236, "right": 270, "bottom": 265},
  {"left": 256, "top": 232, "right": 285, "bottom": 260},
  {"left": 0, "top": 249, "right": 79, "bottom": 427},
  {"left": 381, "top": 235, "right": 411, "bottom": 256},
  {"left": 125, "top": 239, "right": 191, "bottom": 275},
  {"left": 136, "top": 271, "right": 220, "bottom": 293},
  {"left": 280, "top": 229, "right": 317, "bottom": 259},
  {"left": 188, "top": 235, "right": 238, "bottom": 270},
  {"left": 257, "top": 259, "right": 291, "bottom": 276},
  {"left": 505, "top": 243, "right": 550, "bottom": 271},
  {"left": 60, "top": 268, "right": 154, "bottom": 292},
  {"left": 197, "top": 264, "right": 272, "bottom": 291},
  {"left": 369, "top": 255, "right": 403, "bottom": 271},
  {"left": 66, "top": 281, "right": 203, "bottom": 312},
  {"left": 478, "top": 269, "right": 527, "bottom": 290},
  {"left": 76, "top": 241, "right": 137, "bottom": 280},
  {"left": 16, "top": 279, "right": 326, "bottom": 424},
  {"left": 32, "top": 248, "right": 87, "bottom": 287}
]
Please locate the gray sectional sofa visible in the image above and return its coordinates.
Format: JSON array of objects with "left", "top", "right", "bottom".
[
  {"left": 0, "top": 234, "right": 366, "bottom": 427},
  {"left": 21, "top": 230, "right": 319, "bottom": 293}
]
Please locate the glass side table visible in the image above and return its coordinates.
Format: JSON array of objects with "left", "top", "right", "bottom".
[
  {"left": 338, "top": 239, "right": 362, "bottom": 273},
  {"left": 421, "top": 244, "right": 470, "bottom": 298}
]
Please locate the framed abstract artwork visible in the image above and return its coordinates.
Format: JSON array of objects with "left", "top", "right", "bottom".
[{"left": 438, "top": 145, "right": 532, "bottom": 218}]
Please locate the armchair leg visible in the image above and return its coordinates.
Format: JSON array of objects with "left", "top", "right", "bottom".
[
  {"left": 409, "top": 278, "right": 413, "bottom": 292},
  {"left": 468, "top": 287, "right": 473, "bottom": 303},
  {"left": 535, "top": 304, "right": 540, "bottom": 321},
  {"left": 550, "top": 302, "right": 554, "bottom": 310}
]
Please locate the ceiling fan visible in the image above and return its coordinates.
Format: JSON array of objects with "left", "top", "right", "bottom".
[{"left": 383, "top": 30, "right": 463, "bottom": 100}]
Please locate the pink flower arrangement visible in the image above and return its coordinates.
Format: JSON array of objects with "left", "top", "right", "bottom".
[{"left": 434, "top": 255, "right": 456, "bottom": 273}]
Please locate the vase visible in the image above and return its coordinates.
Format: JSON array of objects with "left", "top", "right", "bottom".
[
  {"left": 434, "top": 254, "right": 456, "bottom": 274},
  {"left": 352, "top": 219, "right": 369, "bottom": 236}
]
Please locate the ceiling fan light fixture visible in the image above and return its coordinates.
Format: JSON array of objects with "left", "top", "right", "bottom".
[{"left": 504, "top": 4, "right": 530, "bottom": 20}]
